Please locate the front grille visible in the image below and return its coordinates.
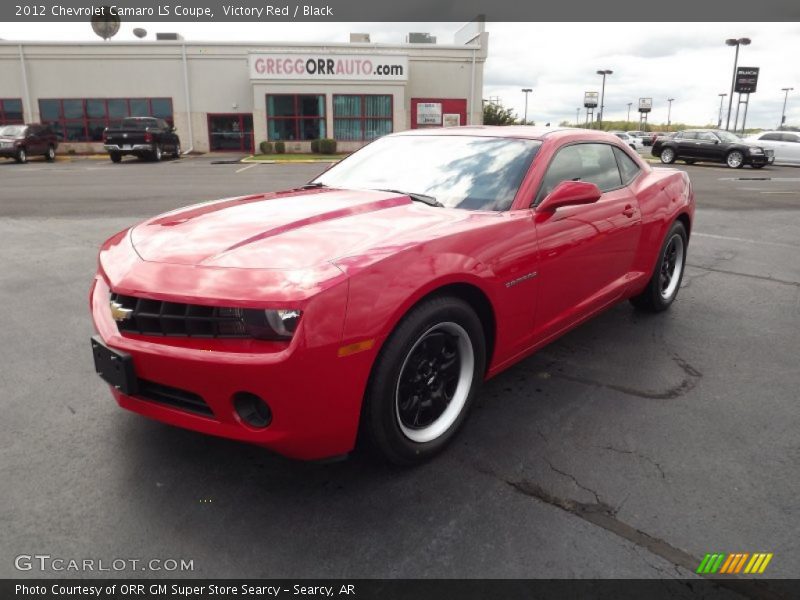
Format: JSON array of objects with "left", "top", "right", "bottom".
[
  {"left": 137, "top": 378, "right": 214, "bottom": 417},
  {"left": 765, "top": 150, "right": 774, "bottom": 157},
  {"left": 110, "top": 293, "right": 249, "bottom": 338}
]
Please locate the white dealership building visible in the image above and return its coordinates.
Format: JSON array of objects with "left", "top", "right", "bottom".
[{"left": 0, "top": 23, "right": 487, "bottom": 153}]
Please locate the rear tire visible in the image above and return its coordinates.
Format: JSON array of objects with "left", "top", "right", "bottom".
[
  {"left": 630, "top": 221, "right": 688, "bottom": 312},
  {"left": 45, "top": 145, "right": 56, "bottom": 162},
  {"left": 751, "top": 164, "right": 766, "bottom": 169},
  {"left": 659, "top": 147, "right": 676, "bottom": 164},
  {"left": 109, "top": 152, "right": 122, "bottom": 163},
  {"left": 152, "top": 144, "right": 162, "bottom": 162},
  {"left": 173, "top": 143, "right": 181, "bottom": 159},
  {"left": 362, "top": 296, "right": 486, "bottom": 465}
]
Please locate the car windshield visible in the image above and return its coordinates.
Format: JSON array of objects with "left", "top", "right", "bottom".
[
  {"left": 313, "top": 134, "right": 541, "bottom": 211},
  {"left": 0, "top": 125, "right": 26, "bottom": 137},
  {"left": 715, "top": 131, "right": 741, "bottom": 143},
  {"left": 120, "top": 118, "right": 157, "bottom": 130}
]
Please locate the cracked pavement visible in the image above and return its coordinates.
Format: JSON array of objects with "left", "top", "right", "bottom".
[{"left": 1, "top": 158, "right": 798, "bottom": 585}]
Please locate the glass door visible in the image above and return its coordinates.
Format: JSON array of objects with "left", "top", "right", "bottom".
[{"left": 208, "top": 114, "right": 254, "bottom": 152}]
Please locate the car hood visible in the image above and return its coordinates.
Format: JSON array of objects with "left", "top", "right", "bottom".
[
  {"left": 130, "top": 188, "right": 473, "bottom": 270},
  {"left": 0, "top": 136, "right": 21, "bottom": 142}
]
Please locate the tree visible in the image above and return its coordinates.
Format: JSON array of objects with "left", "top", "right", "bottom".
[{"left": 483, "top": 102, "right": 518, "bottom": 126}]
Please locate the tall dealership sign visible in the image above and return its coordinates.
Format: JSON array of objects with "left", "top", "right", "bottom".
[
  {"left": 249, "top": 53, "right": 409, "bottom": 81},
  {"left": 734, "top": 67, "right": 759, "bottom": 94},
  {"left": 583, "top": 92, "right": 598, "bottom": 108},
  {"left": 638, "top": 97, "right": 652, "bottom": 131},
  {"left": 733, "top": 67, "right": 759, "bottom": 133}
]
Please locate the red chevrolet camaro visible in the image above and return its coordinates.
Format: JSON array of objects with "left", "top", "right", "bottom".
[{"left": 90, "top": 127, "right": 694, "bottom": 464}]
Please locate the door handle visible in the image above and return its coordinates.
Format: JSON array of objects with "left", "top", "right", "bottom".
[{"left": 622, "top": 205, "right": 635, "bottom": 218}]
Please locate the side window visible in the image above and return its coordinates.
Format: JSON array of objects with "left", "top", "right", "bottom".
[
  {"left": 536, "top": 143, "right": 623, "bottom": 204},
  {"left": 761, "top": 133, "right": 782, "bottom": 141},
  {"left": 682, "top": 132, "right": 698, "bottom": 140},
  {"left": 613, "top": 147, "right": 641, "bottom": 185},
  {"left": 698, "top": 132, "right": 717, "bottom": 141}
]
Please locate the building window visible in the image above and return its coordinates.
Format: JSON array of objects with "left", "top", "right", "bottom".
[
  {"left": 0, "top": 99, "right": 24, "bottom": 125},
  {"left": 267, "top": 95, "right": 325, "bottom": 141},
  {"left": 333, "top": 95, "right": 393, "bottom": 141},
  {"left": 38, "top": 98, "right": 173, "bottom": 142}
]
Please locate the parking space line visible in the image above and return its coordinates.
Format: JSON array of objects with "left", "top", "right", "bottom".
[
  {"left": 693, "top": 232, "right": 800, "bottom": 249},
  {"left": 235, "top": 163, "right": 258, "bottom": 174}
]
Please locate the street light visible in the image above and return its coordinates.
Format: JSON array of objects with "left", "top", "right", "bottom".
[
  {"left": 576, "top": 107, "right": 581, "bottom": 126},
  {"left": 717, "top": 93, "right": 727, "bottom": 128},
  {"left": 596, "top": 69, "right": 613, "bottom": 128},
  {"left": 627, "top": 102, "right": 632, "bottom": 124},
  {"left": 725, "top": 37, "right": 751, "bottom": 130},
  {"left": 521, "top": 88, "right": 533, "bottom": 125},
  {"left": 779, "top": 87, "right": 794, "bottom": 129},
  {"left": 667, "top": 98, "right": 675, "bottom": 129}
]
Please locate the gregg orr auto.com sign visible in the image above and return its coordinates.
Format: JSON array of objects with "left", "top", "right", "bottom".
[{"left": 250, "top": 53, "right": 408, "bottom": 81}]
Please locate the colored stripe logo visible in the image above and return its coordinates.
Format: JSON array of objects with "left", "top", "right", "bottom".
[{"left": 697, "top": 553, "right": 773, "bottom": 574}]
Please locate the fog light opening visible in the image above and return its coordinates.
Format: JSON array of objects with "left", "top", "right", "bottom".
[{"left": 233, "top": 392, "right": 272, "bottom": 429}]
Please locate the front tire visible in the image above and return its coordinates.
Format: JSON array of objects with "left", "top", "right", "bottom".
[
  {"left": 173, "top": 143, "right": 181, "bottom": 159},
  {"left": 726, "top": 150, "right": 745, "bottom": 169},
  {"left": 152, "top": 144, "right": 162, "bottom": 162},
  {"left": 660, "top": 147, "right": 676, "bottom": 164},
  {"left": 362, "top": 296, "right": 486, "bottom": 465},
  {"left": 15, "top": 148, "right": 27, "bottom": 164},
  {"left": 630, "top": 221, "right": 688, "bottom": 312},
  {"left": 751, "top": 164, "right": 766, "bottom": 169},
  {"left": 684, "top": 159, "right": 696, "bottom": 165}
]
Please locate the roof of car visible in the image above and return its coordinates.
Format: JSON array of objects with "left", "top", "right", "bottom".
[{"left": 394, "top": 125, "right": 616, "bottom": 141}]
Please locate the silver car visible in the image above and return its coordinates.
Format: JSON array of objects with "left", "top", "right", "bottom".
[{"left": 745, "top": 131, "right": 800, "bottom": 166}]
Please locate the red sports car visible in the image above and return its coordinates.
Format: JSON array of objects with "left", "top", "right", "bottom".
[{"left": 90, "top": 127, "right": 694, "bottom": 464}]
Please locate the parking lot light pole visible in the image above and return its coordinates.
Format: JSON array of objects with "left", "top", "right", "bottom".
[
  {"left": 627, "top": 102, "right": 632, "bottom": 124},
  {"left": 717, "top": 93, "right": 727, "bottom": 128},
  {"left": 779, "top": 87, "right": 794, "bottom": 129},
  {"left": 667, "top": 98, "right": 675, "bottom": 129},
  {"left": 521, "top": 88, "right": 532, "bottom": 125},
  {"left": 576, "top": 107, "right": 580, "bottom": 126},
  {"left": 596, "top": 69, "right": 612, "bottom": 128},
  {"left": 725, "top": 37, "right": 751, "bottom": 130}
]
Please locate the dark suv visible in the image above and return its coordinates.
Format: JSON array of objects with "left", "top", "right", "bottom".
[
  {"left": 0, "top": 124, "right": 59, "bottom": 163},
  {"left": 652, "top": 129, "right": 773, "bottom": 169}
]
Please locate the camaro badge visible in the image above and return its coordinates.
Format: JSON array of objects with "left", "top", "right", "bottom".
[{"left": 110, "top": 300, "right": 133, "bottom": 322}]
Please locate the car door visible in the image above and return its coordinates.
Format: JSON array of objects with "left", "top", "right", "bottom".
[
  {"left": 532, "top": 142, "right": 643, "bottom": 340},
  {"left": 695, "top": 131, "right": 722, "bottom": 160},
  {"left": 781, "top": 133, "right": 800, "bottom": 164},
  {"left": 25, "top": 126, "right": 42, "bottom": 154},
  {"left": 675, "top": 131, "right": 698, "bottom": 158}
]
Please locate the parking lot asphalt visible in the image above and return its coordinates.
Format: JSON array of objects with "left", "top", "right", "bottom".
[{"left": 1, "top": 155, "right": 798, "bottom": 584}]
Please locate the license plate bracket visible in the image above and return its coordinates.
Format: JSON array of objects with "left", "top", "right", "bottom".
[{"left": 91, "top": 335, "right": 138, "bottom": 396}]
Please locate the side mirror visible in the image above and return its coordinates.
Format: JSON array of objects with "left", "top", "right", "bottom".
[{"left": 536, "top": 180, "right": 602, "bottom": 213}]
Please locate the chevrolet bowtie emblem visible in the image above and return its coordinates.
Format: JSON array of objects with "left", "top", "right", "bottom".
[{"left": 110, "top": 300, "right": 133, "bottom": 322}]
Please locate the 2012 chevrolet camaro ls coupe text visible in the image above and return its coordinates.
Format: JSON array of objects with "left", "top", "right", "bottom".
[{"left": 90, "top": 127, "right": 694, "bottom": 464}]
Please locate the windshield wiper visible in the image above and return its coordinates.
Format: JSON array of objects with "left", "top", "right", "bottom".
[
  {"left": 300, "top": 182, "right": 328, "bottom": 189},
  {"left": 376, "top": 189, "right": 443, "bottom": 208}
]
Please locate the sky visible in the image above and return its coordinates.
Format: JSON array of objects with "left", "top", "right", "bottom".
[{"left": 2, "top": 21, "right": 798, "bottom": 129}]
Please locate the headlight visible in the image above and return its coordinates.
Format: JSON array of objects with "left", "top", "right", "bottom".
[
  {"left": 749, "top": 147, "right": 764, "bottom": 154},
  {"left": 243, "top": 309, "right": 302, "bottom": 340}
]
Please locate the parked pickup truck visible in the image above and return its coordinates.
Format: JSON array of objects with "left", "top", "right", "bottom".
[{"left": 103, "top": 117, "right": 181, "bottom": 163}]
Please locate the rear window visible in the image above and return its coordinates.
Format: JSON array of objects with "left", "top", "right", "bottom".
[
  {"left": 120, "top": 118, "right": 157, "bottom": 130},
  {"left": 0, "top": 125, "right": 26, "bottom": 137}
]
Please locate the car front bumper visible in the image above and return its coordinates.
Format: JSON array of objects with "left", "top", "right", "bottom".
[
  {"left": 747, "top": 153, "right": 774, "bottom": 166},
  {"left": 90, "top": 269, "right": 375, "bottom": 461}
]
